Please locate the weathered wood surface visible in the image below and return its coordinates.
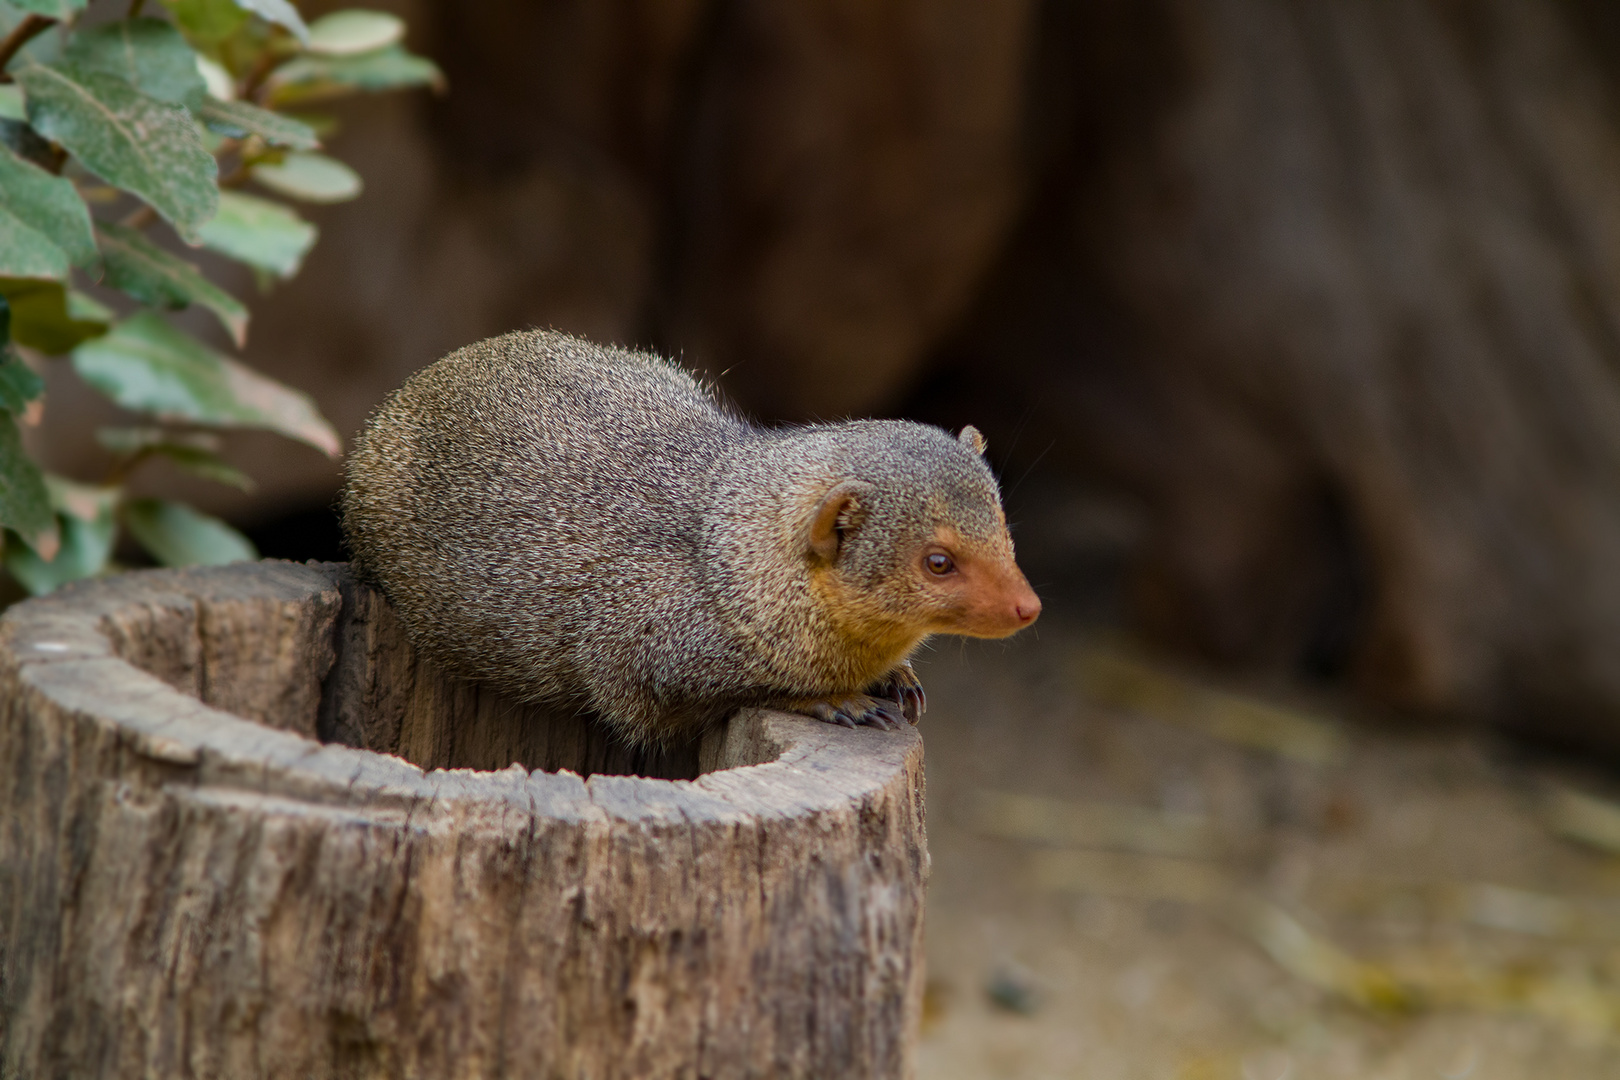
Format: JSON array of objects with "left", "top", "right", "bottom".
[{"left": 0, "top": 562, "right": 928, "bottom": 1079}]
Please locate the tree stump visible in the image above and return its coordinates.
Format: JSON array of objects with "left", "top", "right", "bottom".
[{"left": 0, "top": 562, "right": 928, "bottom": 1079}]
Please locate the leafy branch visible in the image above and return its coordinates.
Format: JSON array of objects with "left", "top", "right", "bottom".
[
  {"left": 0, "top": 0, "right": 441, "bottom": 593},
  {"left": 0, "top": 13, "right": 54, "bottom": 74}
]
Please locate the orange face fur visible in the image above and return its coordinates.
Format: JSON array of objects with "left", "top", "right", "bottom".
[
  {"left": 910, "top": 525, "right": 1040, "bottom": 638},
  {"left": 801, "top": 462, "right": 1041, "bottom": 686}
]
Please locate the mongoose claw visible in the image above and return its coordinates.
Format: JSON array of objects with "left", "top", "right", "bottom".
[
  {"left": 869, "top": 698, "right": 906, "bottom": 730},
  {"left": 869, "top": 662, "right": 926, "bottom": 725},
  {"left": 792, "top": 694, "right": 904, "bottom": 732}
]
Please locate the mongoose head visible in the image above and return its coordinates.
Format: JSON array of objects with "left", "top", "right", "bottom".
[{"left": 802, "top": 421, "right": 1041, "bottom": 653}]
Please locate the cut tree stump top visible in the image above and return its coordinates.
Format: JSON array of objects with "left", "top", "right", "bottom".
[{"left": 0, "top": 561, "right": 928, "bottom": 1080}]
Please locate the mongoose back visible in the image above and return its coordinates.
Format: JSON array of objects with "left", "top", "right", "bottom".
[{"left": 342, "top": 329, "right": 1040, "bottom": 745}]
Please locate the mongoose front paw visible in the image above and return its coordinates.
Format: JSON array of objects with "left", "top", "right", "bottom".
[
  {"left": 786, "top": 694, "right": 906, "bottom": 732},
  {"left": 868, "top": 661, "right": 926, "bottom": 724}
]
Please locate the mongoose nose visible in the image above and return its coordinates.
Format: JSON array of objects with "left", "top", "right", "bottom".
[{"left": 1014, "top": 592, "right": 1041, "bottom": 626}]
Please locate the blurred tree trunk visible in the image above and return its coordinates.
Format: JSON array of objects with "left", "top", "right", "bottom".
[
  {"left": 651, "top": 0, "right": 1036, "bottom": 418},
  {"left": 924, "top": 0, "right": 1620, "bottom": 745},
  {"left": 84, "top": 0, "right": 1620, "bottom": 746}
]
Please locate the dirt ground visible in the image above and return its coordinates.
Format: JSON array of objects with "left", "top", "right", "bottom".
[{"left": 909, "top": 618, "right": 1620, "bottom": 1079}]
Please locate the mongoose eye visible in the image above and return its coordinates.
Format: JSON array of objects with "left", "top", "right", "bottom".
[{"left": 925, "top": 552, "right": 955, "bottom": 576}]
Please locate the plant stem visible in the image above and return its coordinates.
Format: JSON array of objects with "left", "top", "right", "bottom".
[
  {"left": 239, "top": 51, "right": 279, "bottom": 103},
  {"left": 103, "top": 448, "right": 154, "bottom": 489},
  {"left": 0, "top": 15, "right": 55, "bottom": 81},
  {"left": 209, "top": 138, "right": 254, "bottom": 189},
  {"left": 119, "top": 205, "right": 157, "bottom": 230},
  {"left": 217, "top": 163, "right": 250, "bottom": 189}
]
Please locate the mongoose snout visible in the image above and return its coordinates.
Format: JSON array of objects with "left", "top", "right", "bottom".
[
  {"left": 904, "top": 524, "right": 1041, "bottom": 638},
  {"left": 950, "top": 560, "right": 1043, "bottom": 637},
  {"left": 342, "top": 329, "right": 1041, "bottom": 745}
]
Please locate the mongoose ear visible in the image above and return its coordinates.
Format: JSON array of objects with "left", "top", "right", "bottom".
[
  {"left": 959, "top": 425, "right": 987, "bottom": 456},
  {"left": 808, "top": 480, "right": 873, "bottom": 563}
]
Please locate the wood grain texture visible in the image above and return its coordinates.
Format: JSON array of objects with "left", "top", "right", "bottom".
[{"left": 0, "top": 562, "right": 928, "bottom": 1079}]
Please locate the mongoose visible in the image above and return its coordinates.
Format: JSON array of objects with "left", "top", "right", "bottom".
[{"left": 341, "top": 329, "right": 1040, "bottom": 746}]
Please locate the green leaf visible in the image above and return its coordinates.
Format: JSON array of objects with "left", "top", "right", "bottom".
[
  {"left": 266, "top": 43, "right": 443, "bottom": 104},
  {"left": 61, "top": 18, "right": 207, "bottom": 109},
  {"left": 194, "top": 54, "right": 234, "bottom": 101},
  {"left": 4, "top": 513, "right": 103, "bottom": 592},
  {"left": 4, "top": 476, "right": 118, "bottom": 593},
  {"left": 162, "top": 0, "right": 249, "bottom": 48},
  {"left": 17, "top": 63, "right": 219, "bottom": 239},
  {"left": 96, "top": 425, "right": 215, "bottom": 453},
  {"left": 47, "top": 474, "right": 119, "bottom": 527},
  {"left": 6, "top": 0, "right": 87, "bottom": 18},
  {"left": 126, "top": 497, "right": 256, "bottom": 566},
  {"left": 68, "top": 288, "right": 112, "bottom": 321},
  {"left": 157, "top": 444, "right": 255, "bottom": 489},
  {"left": 0, "top": 205, "right": 69, "bottom": 280},
  {"left": 0, "top": 86, "right": 23, "bottom": 122},
  {"left": 0, "top": 354, "right": 45, "bottom": 416},
  {"left": 72, "top": 311, "right": 341, "bottom": 456},
  {"left": 281, "top": 110, "right": 337, "bottom": 138},
  {"left": 250, "top": 150, "right": 360, "bottom": 203},
  {"left": 0, "top": 413, "right": 57, "bottom": 561},
  {"left": 96, "top": 426, "right": 254, "bottom": 491},
  {"left": 196, "top": 95, "right": 318, "bottom": 148},
  {"left": 0, "top": 278, "right": 110, "bottom": 353},
  {"left": 230, "top": 0, "right": 309, "bottom": 45},
  {"left": 195, "top": 121, "right": 228, "bottom": 155},
  {"left": 0, "top": 142, "right": 97, "bottom": 267},
  {"left": 306, "top": 10, "right": 403, "bottom": 56},
  {"left": 98, "top": 223, "right": 249, "bottom": 347},
  {"left": 195, "top": 190, "right": 315, "bottom": 277}
]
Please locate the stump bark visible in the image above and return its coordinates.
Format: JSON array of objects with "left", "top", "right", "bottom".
[{"left": 0, "top": 562, "right": 928, "bottom": 1079}]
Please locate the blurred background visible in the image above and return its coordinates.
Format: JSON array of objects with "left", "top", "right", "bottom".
[{"left": 36, "top": 1, "right": 1620, "bottom": 1073}]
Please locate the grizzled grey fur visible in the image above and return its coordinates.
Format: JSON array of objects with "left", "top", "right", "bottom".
[{"left": 342, "top": 329, "right": 1008, "bottom": 744}]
